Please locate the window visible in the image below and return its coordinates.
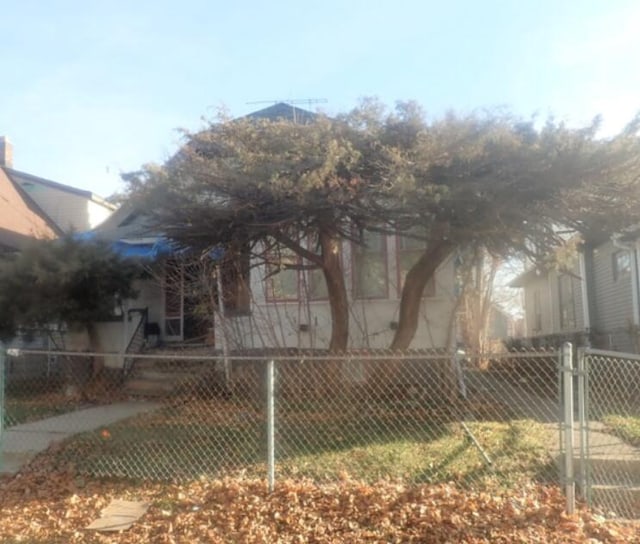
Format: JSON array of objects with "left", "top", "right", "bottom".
[
  {"left": 220, "top": 245, "right": 251, "bottom": 315},
  {"left": 558, "top": 275, "right": 576, "bottom": 330},
  {"left": 307, "top": 266, "right": 328, "bottom": 300},
  {"left": 613, "top": 250, "right": 631, "bottom": 282},
  {"left": 353, "top": 231, "right": 388, "bottom": 299},
  {"left": 265, "top": 247, "right": 299, "bottom": 301},
  {"left": 396, "top": 232, "right": 436, "bottom": 298}
]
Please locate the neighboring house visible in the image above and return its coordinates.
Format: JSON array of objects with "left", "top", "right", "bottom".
[
  {"left": 0, "top": 139, "right": 60, "bottom": 249},
  {"left": 0, "top": 136, "right": 115, "bottom": 379},
  {"left": 510, "top": 231, "right": 640, "bottom": 353},
  {"left": 0, "top": 136, "right": 115, "bottom": 233},
  {"left": 0, "top": 136, "right": 117, "bottom": 363},
  {"left": 488, "top": 304, "right": 519, "bottom": 341}
]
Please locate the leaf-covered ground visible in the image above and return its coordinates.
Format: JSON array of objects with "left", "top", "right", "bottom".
[{"left": 0, "top": 456, "right": 637, "bottom": 543}]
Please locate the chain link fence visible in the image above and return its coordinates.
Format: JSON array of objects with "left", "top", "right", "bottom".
[
  {"left": 1, "top": 347, "right": 565, "bottom": 492},
  {"left": 579, "top": 348, "right": 640, "bottom": 518}
]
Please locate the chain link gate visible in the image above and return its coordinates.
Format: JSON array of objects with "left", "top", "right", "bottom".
[{"left": 573, "top": 347, "right": 640, "bottom": 518}]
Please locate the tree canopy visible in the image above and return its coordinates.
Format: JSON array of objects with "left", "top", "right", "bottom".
[
  {"left": 125, "top": 100, "right": 640, "bottom": 350},
  {"left": 0, "top": 236, "right": 140, "bottom": 341}
]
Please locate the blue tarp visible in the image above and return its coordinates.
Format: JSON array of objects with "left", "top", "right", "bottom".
[
  {"left": 75, "top": 231, "right": 224, "bottom": 261},
  {"left": 111, "top": 239, "right": 176, "bottom": 260}
]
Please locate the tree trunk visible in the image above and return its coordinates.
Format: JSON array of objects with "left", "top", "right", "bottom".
[
  {"left": 458, "top": 248, "right": 500, "bottom": 367},
  {"left": 86, "top": 321, "right": 105, "bottom": 383},
  {"left": 390, "top": 240, "right": 453, "bottom": 351},
  {"left": 320, "top": 230, "right": 349, "bottom": 352}
]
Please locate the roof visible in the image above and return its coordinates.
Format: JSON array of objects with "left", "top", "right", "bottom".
[
  {"left": 79, "top": 203, "right": 173, "bottom": 260},
  {"left": 0, "top": 168, "right": 60, "bottom": 247},
  {"left": 88, "top": 202, "right": 155, "bottom": 242},
  {"left": 245, "top": 102, "right": 319, "bottom": 124},
  {"left": 2, "top": 167, "right": 116, "bottom": 210}
]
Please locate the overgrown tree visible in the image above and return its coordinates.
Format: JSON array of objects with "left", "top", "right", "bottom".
[
  {"left": 367, "top": 105, "right": 640, "bottom": 349},
  {"left": 126, "top": 101, "right": 640, "bottom": 351},
  {"left": 126, "top": 114, "right": 377, "bottom": 352},
  {"left": 0, "top": 236, "right": 140, "bottom": 382}
]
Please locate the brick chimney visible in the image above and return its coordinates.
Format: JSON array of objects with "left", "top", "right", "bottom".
[{"left": 0, "top": 137, "right": 13, "bottom": 168}]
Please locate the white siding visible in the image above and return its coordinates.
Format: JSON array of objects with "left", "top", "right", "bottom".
[
  {"left": 520, "top": 258, "right": 585, "bottom": 338},
  {"left": 88, "top": 200, "right": 113, "bottom": 228},
  {"left": 216, "top": 237, "right": 457, "bottom": 350},
  {"left": 591, "top": 240, "right": 636, "bottom": 352},
  {"left": 19, "top": 183, "right": 112, "bottom": 232}
]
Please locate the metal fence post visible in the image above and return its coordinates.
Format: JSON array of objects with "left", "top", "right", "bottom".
[
  {"left": 576, "top": 347, "right": 590, "bottom": 505},
  {"left": 562, "top": 342, "right": 575, "bottom": 514},
  {"left": 0, "top": 343, "right": 4, "bottom": 473},
  {"left": 266, "top": 359, "right": 275, "bottom": 492}
]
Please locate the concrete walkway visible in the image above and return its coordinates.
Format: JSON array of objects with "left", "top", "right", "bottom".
[{"left": 1, "top": 401, "right": 161, "bottom": 474}]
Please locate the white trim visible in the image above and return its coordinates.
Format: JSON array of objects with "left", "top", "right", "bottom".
[
  {"left": 635, "top": 240, "right": 640, "bottom": 327},
  {"left": 612, "top": 234, "right": 640, "bottom": 326},
  {"left": 547, "top": 271, "right": 555, "bottom": 333},
  {"left": 578, "top": 252, "right": 591, "bottom": 329}
]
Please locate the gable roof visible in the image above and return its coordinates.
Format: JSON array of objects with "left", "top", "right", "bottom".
[
  {"left": 2, "top": 166, "right": 116, "bottom": 209},
  {"left": 89, "top": 202, "right": 154, "bottom": 242},
  {"left": 0, "top": 168, "right": 60, "bottom": 248},
  {"left": 245, "top": 102, "right": 319, "bottom": 124}
]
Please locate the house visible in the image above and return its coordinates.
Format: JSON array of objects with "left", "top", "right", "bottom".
[
  {"left": 0, "top": 138, "right": 61, "bottom": 249},
  {"left": 84, "top": 203, "right": 458, "bottom": 354},
  {"left": 510, "top": 231, "right": 640, "bottom": 353},
  {"left": 220, "top": 230, "right": 457, "bottom": 351},
  {"left": 80, "top": 103, "right": 459, "bottom": 357},
  {"left": 0, "top": 136, "right": 115, "bottom": 233},
  {"left": 0, "top": 136, "right": 115, "bottom": 377}
]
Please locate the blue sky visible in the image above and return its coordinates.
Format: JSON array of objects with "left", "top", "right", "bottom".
[{"left": 2, "top": 0, "right": 639, "bottom": 197}]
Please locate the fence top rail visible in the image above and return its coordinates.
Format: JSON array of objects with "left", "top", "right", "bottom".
[
  {"left": 7, "top": 347, "right": 561, "bottom": 362},
  {"left": 581, "top": 347, "right": 640, "bottom": 363}
]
